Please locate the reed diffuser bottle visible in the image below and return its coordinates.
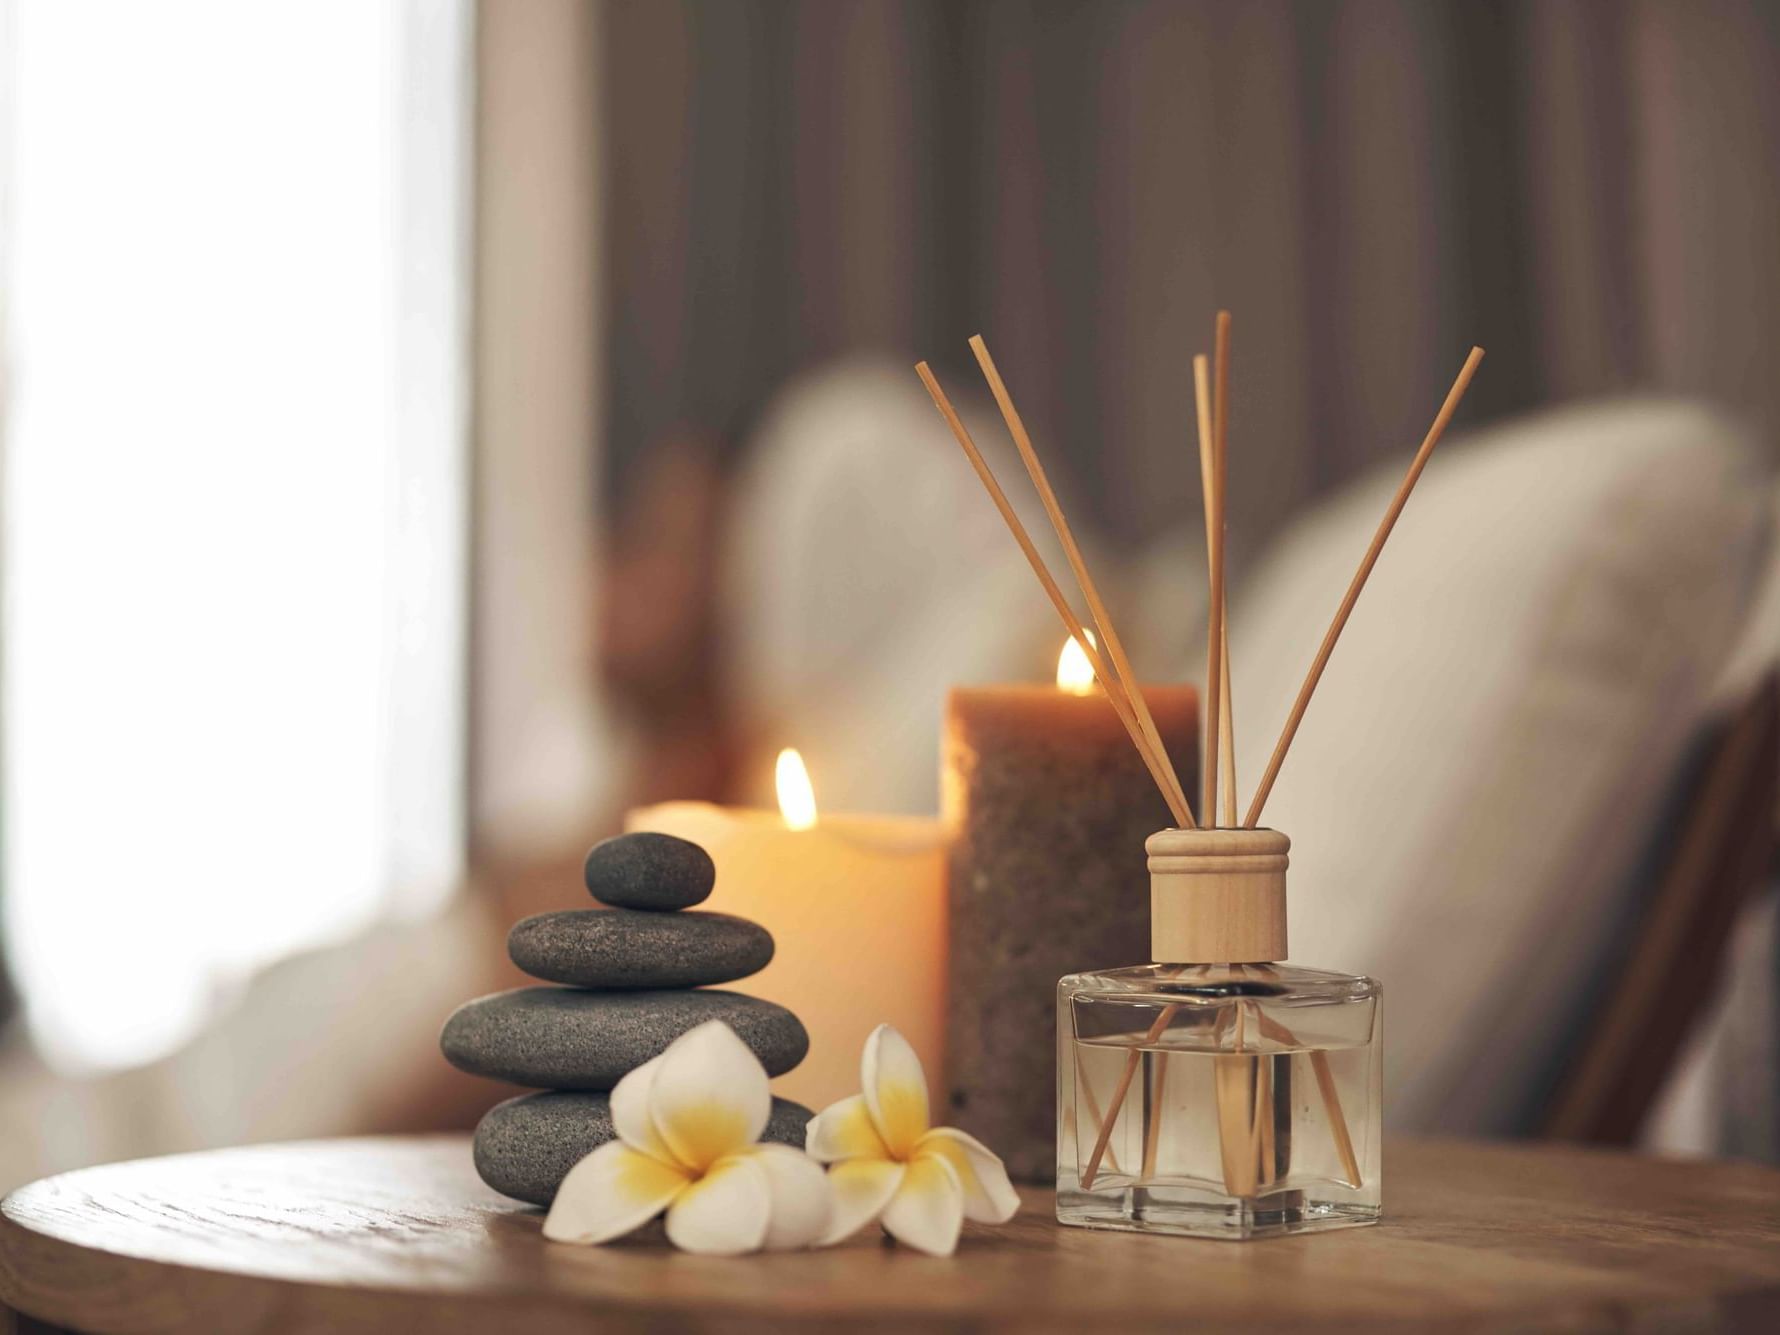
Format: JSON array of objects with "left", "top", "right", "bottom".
[
  {"left": 916, "top": 313, "right": 1481, "bottom": 1242},
  {"left": 1055, "top": 829, "right": 1381, "bottom": 1238}
]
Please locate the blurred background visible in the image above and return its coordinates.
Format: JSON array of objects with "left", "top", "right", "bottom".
[{"left": 1, "top": 0, "right": 1776, "bottom": 1187}]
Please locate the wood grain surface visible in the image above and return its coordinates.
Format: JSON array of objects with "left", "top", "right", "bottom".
[{"left": 3, "top": 1136, "right": 1779, "bottom": 1333}]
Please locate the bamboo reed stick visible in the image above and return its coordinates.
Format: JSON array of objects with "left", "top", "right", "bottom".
[
  {"left": 968, "top": 336, "right": 1195, "bottom": 828},
  {"left": 1193, "top": 355, "right": 1218, "bottom": 823},
  {"left": 1081, "top": 1002, "right": 1178, "bottom": 1189},
  {"left": 1194, "top": 353, "right": 1240, "bottom": 828},
  {"left": 1141, "top": 1048, "right": 1170, "bottom": 1181},
  {"left": 1214, "top": 997, "right": 1259, "bottom": 1196},
  {"left": 1231, "top": 970, "right": 1275, "bottom": 1188},
  {"left": 1078, "top": 1059, "right": 1124, "bottom": 1178},
  {"left": 1219, "top": 629, "right": 1237, "bottom": 827},
  {"left": 1310, "top": 1048, "right": 1362, "bottom": 1188},
  {"left": 1250, "top": 1001, "right": 1363, "bottom": 1189},
  {"left": 1212, "top": 315, "right": 1238, "bottom": 829},
  {"left": 1255, "top": 1022, "right": 1276, "bottom": 1186},
  {"left": 1243, "top": 346, "right": 1486, "bottom": 828},
  {"left": 916, "top": 362, "right": 1196, "bottom": 829},
  {"left": 1202, "top": 360, "right": 1227, "bottom": 822},
  {"left": 1248, "top": 1007, "right": 1271, "bottom": 1182}
]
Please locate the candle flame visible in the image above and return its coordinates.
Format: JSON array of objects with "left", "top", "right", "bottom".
[
  {"left": 1057, "top": 630, "right": 1098, "bottom": 696},
  {"left": 775, "top": 748, "right": 818, "bottom": 830}
]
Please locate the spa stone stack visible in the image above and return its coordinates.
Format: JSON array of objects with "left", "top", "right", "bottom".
[{"left": 442, "top": 832, "right": 814, "bottom": 1206}]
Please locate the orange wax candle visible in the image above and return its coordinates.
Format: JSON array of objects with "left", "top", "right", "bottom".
[
  {"left": 941, "top": 648, "right": 1198, "bottom": 1181},
  {"left": 624, "top": 781, "right": 945, "bottom": 1113}
]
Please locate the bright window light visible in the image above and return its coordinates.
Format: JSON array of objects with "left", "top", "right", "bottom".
[{"left": 1, "top": 0, "right": 469, "bottom": 1071}]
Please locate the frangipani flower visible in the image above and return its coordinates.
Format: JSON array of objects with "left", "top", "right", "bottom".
[
  {"left": 543, "top": 1020, "right": 832, "bottom": 1255},
  {"left": 807, "top": 1024, "right": 1019, "bottom": 1256}
]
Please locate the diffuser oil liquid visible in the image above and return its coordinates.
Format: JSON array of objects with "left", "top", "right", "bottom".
[{"left": 1057, "top": 964, "right": 1382, "bottom": 1239}]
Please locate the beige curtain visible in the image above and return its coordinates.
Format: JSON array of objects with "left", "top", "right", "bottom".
[{"left": 602, "top": 0, "right": 1780, "bottom": 549}]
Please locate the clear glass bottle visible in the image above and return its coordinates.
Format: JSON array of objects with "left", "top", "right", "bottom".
[{"left": 1055, "top": 829, "right": 1382, "bottom": 1239}]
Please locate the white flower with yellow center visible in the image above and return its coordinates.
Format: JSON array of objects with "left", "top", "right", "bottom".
[
  {"left": 542, "top": 1020, "right": 832, "bottom": 1254},
  {"left": 808, "top": 1024, "right": 1020, "bottom": 1256}
]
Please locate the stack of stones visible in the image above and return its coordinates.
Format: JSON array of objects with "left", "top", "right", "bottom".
[{"left": 441, "top": 832, "right": 814, "bottom": 1206}]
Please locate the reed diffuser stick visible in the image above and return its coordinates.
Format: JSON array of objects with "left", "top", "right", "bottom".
[
  {"left": 1254, "top": 1018, "right": 1276, "bottom": 1185},
  {"left": 1140, "top": 1052, "right": 1170, "bottom": 1181},
  {"left": 1081, "top": 1002, "right": 1177, "bottom": 1188},
  {"left": 1243, "top": 347, "right": 1486, "bottom": 828},
  {"left": 1213, "top": 1001, "right": 1260, "bottom": 1196},
  {"left": 1212, "top": 314, "right": 1238, "bottom": 829},
  {"left": 1202, "top": 332, "right": 1228, "bottom": 825},
  {"left": 1193, "top": 355, "right": 1219, "bottom": 823},
  {"left": 1194, "top": 349, "right": 1240, "bottom": 826},
  {"left": 916, "top": 363, "right": 1196, "bottom": 829},
  {"left": 1219, "top": 629, "right": 1237, "bottom": 827},
  {"left": 969, "top": 336, "right": 1195, "bottom": 828},
  {"left": 1078, "top": 1064, "right": 1125, "bottom": 1178},
  {"left": 1250, "top": 991, "right": 1362, "bottom": 1188}
]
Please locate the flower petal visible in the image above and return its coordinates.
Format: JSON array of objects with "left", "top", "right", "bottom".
[
  {"left": 610, "top": 1052, "right": 676, "bottom": 1164},
  {"left": 805, "top": 1093, "right": 891, "bottom": 1164},
  {"left": 862, "top": 1024, "right": 930, "bottom": 1159},
  {"left": 819, "top": 1158, "right": 905, "bottom": 1246},
  {"left": 542, "top": 1141, "right": 689, "bottom": 1245},
  {"left": 880, "top": 1151, "right": 964, "bottom": 1257},
  {"left": 649, "top": 1020, "right": 771, "bottom": 1172},
  {"left": 916, "top": 1127, "right": 1020, "bottom": 1224},
  {"left": 748, "top": 1144, "right": 833, "bottom": 1250},
  {"left": 663, "top": 1152, "right": 772, "bottom": 1255}
]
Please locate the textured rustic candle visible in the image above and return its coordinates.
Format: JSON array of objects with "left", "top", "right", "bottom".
[{"left": 942, "top": 682, "right": 1197, "bottom": 1182}]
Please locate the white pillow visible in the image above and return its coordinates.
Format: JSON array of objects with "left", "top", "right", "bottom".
[{"left": 1220, "top": 398, "right": 1773, "bottom": 1133}]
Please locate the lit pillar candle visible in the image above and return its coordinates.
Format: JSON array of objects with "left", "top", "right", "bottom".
[
  {"left": 942, "top": 637, "right": 1198, "bottom": 1181},
  {"left": 626, "top": 750, "right": 945, "bottom": 1112}
]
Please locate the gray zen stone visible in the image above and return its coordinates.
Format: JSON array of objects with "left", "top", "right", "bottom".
[
  {"left": 474, "top": 1090, "right": 815, "bottom": 1206},
  {"left": 440, "top": 988, "right": 809, "bottom": 1090},
  {"left": 583, "top": 832, "right": 715, "bottom": 911},
  {"left": 508, "top": 909, "right": 773, "bottom": 989}
]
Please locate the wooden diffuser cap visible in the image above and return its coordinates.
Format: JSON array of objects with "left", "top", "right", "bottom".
[{"left": 1148, "top": 827, "right": 1290, "bottom": 964}]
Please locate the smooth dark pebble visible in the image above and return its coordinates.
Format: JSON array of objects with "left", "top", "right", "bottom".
[
  {"left": 508, "top": 909, "right": 773, "bottom": 989},
  {"left": 473, "top": 1090, "right": 814, "bottom": 1206},
  {"left": 439, "top": 987, "right": 808, "bottom": 1091},
  {"left": 583, "top": 832, "right": 715, "bottom": 911}
]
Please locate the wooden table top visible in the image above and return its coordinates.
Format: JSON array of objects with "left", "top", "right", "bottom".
[{"left": 3, "top": 1135, "right": 1778, "bottom": 1333}]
